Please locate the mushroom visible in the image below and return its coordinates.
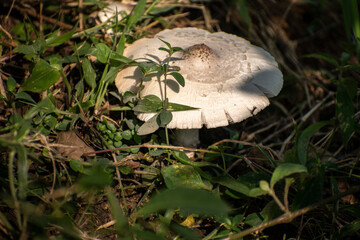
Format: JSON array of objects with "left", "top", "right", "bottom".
[
  {"left": 115, "top": 28, "right": 283, "bottom": 148},
  {"left": 97, "top": 1, "right": 135, "bottom": 32}
]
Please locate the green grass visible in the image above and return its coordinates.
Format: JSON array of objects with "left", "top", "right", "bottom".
[{"left": 0, "top": 0, "right": 359, "bottom": 239}]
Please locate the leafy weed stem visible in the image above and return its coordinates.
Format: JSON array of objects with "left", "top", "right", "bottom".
[
  {"left": 162, "top": 49, "right": 174, "bottom": 146},
  {"left": 269, "top": 187, "right": 288, "bottom": 213}
]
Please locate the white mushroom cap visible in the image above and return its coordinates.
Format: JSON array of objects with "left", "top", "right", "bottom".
[
  {"left": 98, "top": 2, "right": 134, "bottom": 23},
  {"left": 115, "top": 28, "right": 283, "bottom": 129}
]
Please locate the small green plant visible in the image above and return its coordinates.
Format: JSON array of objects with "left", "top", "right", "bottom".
[{"left": 131, "top": 38, "right": 196, "bottom": 144}]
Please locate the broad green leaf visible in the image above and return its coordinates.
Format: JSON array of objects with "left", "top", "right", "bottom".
[
  {"left": 137, "top": 62, "right": 162, "bottom": 75},
  {"left": 304, "top": 53, "right": 339, "bottom": 66},
  {"left": 296, "top": 121, "right": 330, "bottom": 165},
  {"left": 270, "top": 163, "right": 308, "bottom": 188},
  {"left": 133, "top": 95, "right": 163, "bottom": 113},
  {"left": 47, "top": 54, "right": 63, "bottom": 70},
  {"left": 336, "top": 79, "right": 357, "bottom": 145},
  {"left": 111, "top": 52, "right": 133, "bottom": 64},
  {"left": 103, "top": 65, "right": 122, "bottom": 84},
  {"left": 259, "top": 180, "right": 270, "bottom": 192},
  {"left": 69, "top": 159, "right": 84, "bottom": 172},
  {"left": 45, "top": 28, "right": 75, "bottom": 47},
  {"left": 94, "top": 43, "right": 111, "bottom": 63},
  {"left": 126, "top": 0, "right": 146, "bottom": 28},
  {"left": 244, "top": 212, "right": 263, "bottom": 227},
  {"left": 171, "top": 47, "right": 184, "bottom": 53},
  {"left": 136, "top": 114, "right": 159, "bottom": 135},
  {"left": 7, "top": 76, "right": 17, "bottom": 92},
  {"left": 24, "top": 94, "right": 57, "bottom": 119},
  {"left": 15, "top": 38, "right": 46, "bottom": 56},
  {"left": 161, "top": 164, "right": 210, "bottom": 190},
  {"left": 158, "top": 47, "right": 170, "bottom": 54},
  {"left": 158, "top": 109, "right": 172, "bottom": 127},
  {"left": 136, "top": 188, "right": 230, "bottom": 218},
  {"left": 212, "top": 175, "right": 250, "bottom": 196},
  {"left": 82, "top": 58, "right": 96, "bottom": 89},
  {"left": 21, "top": 59, "right": 60, "bottom": 92},
  {"left": 169, "top": 72, "right": 185, "bottom": 87}
]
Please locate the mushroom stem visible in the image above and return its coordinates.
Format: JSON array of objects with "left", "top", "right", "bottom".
[{"left": 173, "top": 129, "right": 200, "bottom": 148}]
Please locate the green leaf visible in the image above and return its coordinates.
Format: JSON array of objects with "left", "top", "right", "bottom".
[
  {"left": 270, "top": 163, "right": 308, "bottom": 188},
  {"left": 169, "top": 72, "right": 185, "bottom": 87},
  {"left": 161, "top": 164, "right": 210, "bottom": 190},
  {"left": 82, "top": 58, "right": 96, "bottom": 89},
  {"left": 296, "top": 121, "right": 330, "bottom": 165},
  {"left": 24, "top": 94, "right": 57, "bottom": 119},
  {"left": 137, "top": 113, "right": 160, "bottom": 135},
  {"left": 336, "top": 80, "right": 356, "bottom": 145},
  {"left": 111, "top": 52, "right": 133, "bottom": 63},
  {"left": 15, "top": 38, "right": 46, "bottom": 56},
  {"left": 259, "top": 180, "right": 270, "bottom": 192},
  {"left": 21, "top": 59, "right": 60, "bottom": 92},
  {"left": 159, "top": 38, "right": 172, "bottom": 49},
  {"left": 158, "top": 47, "right": 171, "bottom": 54},
  {"left": 69, "top": 159, "right": 84, "bottom": 172},
  {"left": 244, "top": 213, "right": 263, "bottom": 227},
  {"left": 14, "top": 92, "right": 35, "bottom": 103},
  {"left": 212, "top": 175, "right": 250, "bottom": 196},
  {"left": 136, "top": 188, "right": 230, "bottom": 218},
  {"left": 133, "top": 95, "right": 163, "bottom": 113},
  {"left": 45, "top": 28, "right": 75, "bottom": 47},
  {"left": 103, "top": 65, "right": 122, "bottom": 84},
  {"left": 7, "top": 76, "right": 17, "bottom": 92},
  {"left": 171, "top": 47, "right": 184, "bottom": 53},
  {"left": 158, "top": 109, "right": 172, "bottom": 127},
  {"left": 126, "top": 0, "right": 146, "bottom": 27},
  {"left": 116, "top": 31, "right": 126, "bottom": 55},
  {"left": 167, "top": 102, "right": 198, "bottom": 112},
  {"left": 304, "top": 53, "right": 339, "bottom": 66},
  {"left": 94, "top": 43, "right": 111, "bottom": 63}
]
